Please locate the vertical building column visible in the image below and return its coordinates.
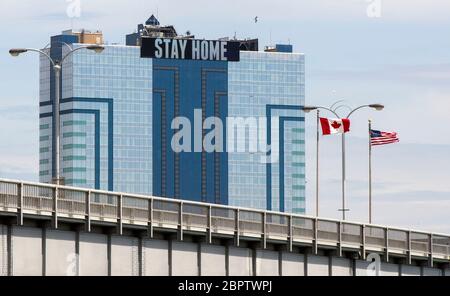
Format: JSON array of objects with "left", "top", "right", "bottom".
[
  {"left": 351, "top": 258, "right": 357, "bottom": 277},
  {"left": 252, "top": 249, "right": 257, "bottom": 276},
  {"left": 138, "top": 237, "right": 143, "bottom": 277},
  {"left": 225, "top": 245, "right": 230, "bottom": 276},
  {"left": 75, "top": 231, "right": 80, "bottom": 276},
  {"left": 328, "top": 256, "right": 333, "bottom": 276},
  {"left": 213, "top": 91, "right": 227, "bottom": 204},
  {"left": 201, "top": 70, "right": 207, "bottom": 202},
  {"left": 304, "top": 253, "right": 308, "bottom": 276},
  {"left": 7, "top": 225, "right": 12, "bottom": 276},
  {"left": 107, "top": 234, "right": 112, "bottom": 276},
  {"left": 168, "top": 239, "right": 173, "bottom": 276},
  {"left": 173, "top": 71, "right": 180, "bottom": 199},
  {"left": 161, "top": 90, "right": 167, "bottom": 197},
  {"left": 42, "top": 227, "right": 46, "bottom": 276},
  {"left": 278, "top": 250, "right": 283, "bottom": 276},
  {"left": 197, "top": 242, "right": 202, "bottom": 276}
]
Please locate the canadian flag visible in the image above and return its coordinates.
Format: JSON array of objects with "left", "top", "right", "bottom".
[{"left": 320, "top": 118, "right": 351, "bottom": 135}]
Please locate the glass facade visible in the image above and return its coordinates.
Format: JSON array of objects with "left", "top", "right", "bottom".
[
  {"left": 152, "top": 59, "right": 229, "bottom": 204},
  {"left": 228, "top": 52, "right": 305, "bottom": 213},
  {"left": 39, "top": 33, "right": 305, "bottom": 214}
]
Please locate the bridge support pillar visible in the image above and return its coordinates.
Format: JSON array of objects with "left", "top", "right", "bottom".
[
  {"left": 177, "top": 203, "right": 183, "bottom": 241},
  {"left": 234, "top": 209, "right": 240, "bottom": 247},
  {"left": 361, "top": 225, "right": 366, "bottom": 260},
  {"left": 85, "top": 191, "right": 91, "bottom": 232},
  {"left": 17, "top": 183, "right": 23, "bottom": 226},
  {"left": 429, "top": 234, "right": 434, "bottom": 268},
  {"left": 52, "top": 187, "right": 58, "bottom": 229},
  {"left": 147, "top": 199, "right": 153, "bottom": 238},
  {"left": 338, "top": 221, "right": 342, "bottom": 257},
  {"left": 385, "top": 228, "right": 389, "bottom": 263}
]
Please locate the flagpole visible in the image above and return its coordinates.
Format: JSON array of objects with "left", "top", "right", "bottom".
[
  {"left": 316, "top": 110, "right": 320, "bottom": 217},
  {"left": 368, "top": 119, "right": 372, "bottom": 224}
]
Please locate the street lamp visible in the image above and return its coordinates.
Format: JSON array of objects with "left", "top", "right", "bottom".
[
  {"left": 86, "top": 45, "right": 105, "bottom": 53},
  {"left": 302, "top": 103, "right": 384, "bottom": 220},
  {"left": 10, "top": 45, "right": 105, "bottom": 185},
  {"left": 9, "top": 49, "right": 29, "bottom": 56},
  {"left": 369, "top": 104, "right": 385, "bottom": 111}
]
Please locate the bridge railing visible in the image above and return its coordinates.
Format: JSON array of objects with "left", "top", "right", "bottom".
[{"left": 0, "top": 179, "right": 449, "bottom": 263}]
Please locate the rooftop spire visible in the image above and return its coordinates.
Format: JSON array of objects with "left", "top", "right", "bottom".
[{"left": 145, "top": 14, "right": 160, "bottom": 26}]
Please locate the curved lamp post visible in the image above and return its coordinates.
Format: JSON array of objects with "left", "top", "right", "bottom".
[
  {"left": 303, "top": 103, "right": 384, "bottom": 220},
  {"left": 9, "top": 45, "right": 105, "bottom": 185}
]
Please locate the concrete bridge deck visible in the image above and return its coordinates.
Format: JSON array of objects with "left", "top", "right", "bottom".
[{"left": 0, "top": 178, "right": 449, "bottom": 276}]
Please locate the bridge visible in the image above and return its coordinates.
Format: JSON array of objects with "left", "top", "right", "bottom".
[{"left": 0, "top": 178, "right": 449, "bottom": 276}]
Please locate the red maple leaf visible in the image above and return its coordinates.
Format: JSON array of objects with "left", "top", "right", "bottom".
[{"left": 331, "top": 121, "right": 342, "bottom": 129}]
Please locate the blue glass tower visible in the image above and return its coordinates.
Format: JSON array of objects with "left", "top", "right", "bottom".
[{"left": 39, "top": 17, "right": 305, "bottom": 214}]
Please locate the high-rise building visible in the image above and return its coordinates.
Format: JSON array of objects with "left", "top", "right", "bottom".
[{"left": 39, "top": 15, "right": 306, "bottom": 214}]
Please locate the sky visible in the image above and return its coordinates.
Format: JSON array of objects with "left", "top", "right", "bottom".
[{"left": 0, "top": 0, "right": 449, "bottom": 232}]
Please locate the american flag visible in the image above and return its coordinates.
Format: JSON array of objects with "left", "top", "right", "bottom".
[{"left": 370, "top": 130, "right": 399, "bottom": 146}]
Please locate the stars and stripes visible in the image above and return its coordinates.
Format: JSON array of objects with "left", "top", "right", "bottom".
[{"left": 370, "top": 129, "right": 399, "bottom": 146}]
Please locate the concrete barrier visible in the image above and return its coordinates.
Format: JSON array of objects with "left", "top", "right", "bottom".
[
  {"left": 142, "top": 239, "right": 169, "bottom": 276},
  {"left": 200, "top": 244, "right": 226, "bottom": 276},
  {"left": 307, "top": 255, "right": 329, "bottom": 276},
  {"left": 110, "top": 236, "right": 139, "bottom": 276},
  {"left": 0, "top": 224, "right": 447, "bottom": 276},
  {"left": 401, "top": 265, "right": 421, "bottom": 276},
  {"left": 228, "top": 247, "right": 252, "bottom": 276},
  {"left": 331, "top": 257, "right": 352, "bottom": 276},
  {"left": 0, "top": 225, "right": 7, "bottom": 276},
  {"left": 281, "top": 252, "right": 304, "bottom": 276},
  {"left": 46, "top": 230, "right": 76, "bottom": 276},
  {"left": 171, "top": 241, "right": 198, "bottom": 276},
  {"left": 12, "top": 226, "right": 42, "bottom": 276},
  {"left": 79, "top": 233, "right": 108, "bottom": 276},
  {"left": 255, "top": 250, "right": 279, "bottom": 276}
]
